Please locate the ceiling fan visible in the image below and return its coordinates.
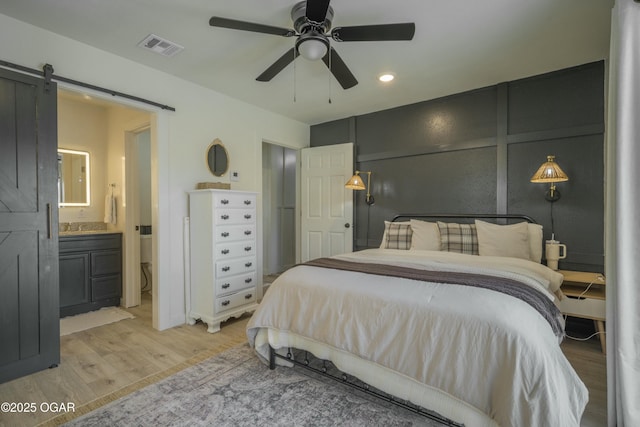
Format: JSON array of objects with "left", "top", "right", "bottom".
[{"left": 209, "top": 0, "right": 415, "bottom": 89}]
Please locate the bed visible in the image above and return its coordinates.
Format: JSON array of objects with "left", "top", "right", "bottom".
[{"left": 247, "top": 214, "right": 588, "bottom": 427}]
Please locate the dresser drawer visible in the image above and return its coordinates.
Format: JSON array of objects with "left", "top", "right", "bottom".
[
  {"left": 215, "top": 224, "right": 256, "bottom": 243},
  {"left": 214, "top": 209, "right": 256, "bottom": 225},
  {"left": 215, "top": 288, "right": 256, "bottom": 314},
  {"left": 214, "top": 193, "right": 256, "bottom": 209},
  {"left": 216, "top": 272, "right": 256, "bottom": 296},
  {"left": 216, "top": 256, "right": 256, "bottom": 278},
  {"left": 215, "top": 241, "right": 256, "bottom": 259},
  {"left": 558, "top": 296, "right": 605, "bottom": 320}
]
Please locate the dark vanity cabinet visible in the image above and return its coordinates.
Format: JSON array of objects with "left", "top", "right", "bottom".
[{"left": 59, "top": 233, "right": 122, "bottom": 317}]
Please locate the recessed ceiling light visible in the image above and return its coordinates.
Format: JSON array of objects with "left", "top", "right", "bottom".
[{"left": 378, "top": 73, "right": 395, "bottom": 83}]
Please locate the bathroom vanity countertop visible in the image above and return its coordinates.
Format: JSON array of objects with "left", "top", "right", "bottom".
[{"left": 59, "top": 230, "right": 120, "bottom": 236}]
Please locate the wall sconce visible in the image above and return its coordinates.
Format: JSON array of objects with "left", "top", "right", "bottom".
[
  {"left": 530, "top": 155, "right": 569, "bottom": 202},
  {"left": 345, "top": 170, "right": 374, "bottom": 205}
]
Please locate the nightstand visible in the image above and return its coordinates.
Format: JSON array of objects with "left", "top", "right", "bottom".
[{"left": 557, "top": 270, "right": 606, "bottom": 354}]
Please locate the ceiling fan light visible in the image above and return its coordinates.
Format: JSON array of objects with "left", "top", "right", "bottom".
[
  {"left": 378, "top": 73, "right": 395, "bottom": 82},
  {"left": 297, "top": 37, "right": 328, "bottom": 61}
]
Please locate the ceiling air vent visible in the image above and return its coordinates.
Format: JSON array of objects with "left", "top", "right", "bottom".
[{"left": 137, "top": 34, "right": 184, "bottom": 57}]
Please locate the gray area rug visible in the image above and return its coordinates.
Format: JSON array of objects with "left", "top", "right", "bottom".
[{"left": 63, "top": 343, "right": 445, "bottom": 426}]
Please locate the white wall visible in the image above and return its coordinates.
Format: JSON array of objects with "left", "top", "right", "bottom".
[
  {"left": 57, "top": 96, "right": 108, "bottom": 223},
  {"left": 0, "top": 13, "right": 310, "bottom": 329}
]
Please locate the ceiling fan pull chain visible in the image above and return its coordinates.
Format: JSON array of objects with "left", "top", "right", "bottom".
[
  {"left": 328, "top": 46, "right": 332, "bottom": 104},
  {"left": 293, "top": 47, "right": 297, "bottom": 103}
]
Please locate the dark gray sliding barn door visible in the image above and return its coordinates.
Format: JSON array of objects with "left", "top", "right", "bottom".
[{"left": 0, "top": 67, "right": 59, "bottom": 383}]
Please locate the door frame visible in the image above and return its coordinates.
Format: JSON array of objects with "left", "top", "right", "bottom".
[{"left": 57, "top": 83, "right": 171, "bottom": 330}]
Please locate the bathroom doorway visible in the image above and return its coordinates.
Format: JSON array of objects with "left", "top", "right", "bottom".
[
  {"left": 262, "top": 142, "right": 298, "bottom": 291},
  {"left": 57, "top": 87, "right": 158, "bottom": 325}
]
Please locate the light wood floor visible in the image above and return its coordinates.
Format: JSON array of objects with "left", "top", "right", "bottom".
[{"left": 0, "top": 295, "right": 606, "bottom": 427}]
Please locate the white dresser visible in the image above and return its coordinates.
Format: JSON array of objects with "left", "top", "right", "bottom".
[{"left": 187, "top": 189, "right": 259, "bottom": 333}]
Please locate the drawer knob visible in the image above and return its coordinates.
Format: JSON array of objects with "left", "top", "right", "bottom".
[
  {"left": 244, "top": 246, "right": 252, "bottom": 252},
  {"left": 221, "top": 232, "right": 229, "bottom": 238},
  {"left": 222, "top": 300, "right": 230, "bottom": 306},
  {"left": 244, "top": 200, "right": 252, "bottom": 205},
  {"left": 244, "top": 214, "right": 252, "bottom": 219},
  {"left": 221, "top": 199, "right": 229, "bottom": 205},
  {"left": 222, "top": 266, "right": 230, "bottom": 272},
  {"left": 221, "top": 249, "right": 230, "bottom": 255},
  {"left": 245, "top": 262, "right": 252, "bottom": 268},
  {"left": 221, "top": 214, "right": 229, "bottom": 220},
  {"left": 244, "top": 294, "right": 253, "bottom": 300},
  {"left": 222, "top": 283, "right": 230, "bottom": 289},
  {"left": 244, "top": 230, "right": 252, "bottom": 236},
  {"left": 245, "top": 278, "right": 252, "bottom": 284}
]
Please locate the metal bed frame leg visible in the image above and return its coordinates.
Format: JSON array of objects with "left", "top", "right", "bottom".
[{"left": 269, "top": 345, "right": 276, "bottom": 370}]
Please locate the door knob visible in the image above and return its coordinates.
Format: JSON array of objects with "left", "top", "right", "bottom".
[{"left": 344, "top": 223, "right": 350, "bottom": 228}]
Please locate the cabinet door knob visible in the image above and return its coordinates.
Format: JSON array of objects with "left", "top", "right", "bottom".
[
  {"left": 244, "top": 294, "right": 253, "bottom": 299},
  {"left": 244, "top": 230, "right": 252, "bottom": 235},
  {"left": 221, "top": 199, "right": 229, "bottom": 205},
  {"left": 244, "top": 200, "right": 252, "bottom": 205},
  {"left": 221, "top": 249, "right": 230, "bottom": 255},
  {"left": 221, "top": 300, "right": 230, "bottom": 306},
  {"left": 222, "top": 283, "right": 230, "bottom": 289},
  {"left": 221, "top": 214, "right": 229, "bottom": 220},
  {"left": 221, "top": 232, "right": 229, "bottom": 237},
  {"left": 245, "top": 262, "right": 252, "bottom": 268},
  {"left": 244, "top": 214, "right": 252, "bottom": 219},
  {"left": 244, "top": 246, "right": 252, "bottom": 252},
  {"left": 245, "top": 278, "right": 252, "bottom": 283},
  {"left": 222, "top": 266, "right": 230, "bottom": 272}
]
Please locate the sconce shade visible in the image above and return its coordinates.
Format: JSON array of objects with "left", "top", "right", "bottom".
[
  {"left": 345, "top": 170, "right": 374, "bottom": 205},
  {"left": 530, "top": 155, "right": 569, "bottom": 183},
  {"left": 345, "top": 173, "right": 366, "bottom": 190}
]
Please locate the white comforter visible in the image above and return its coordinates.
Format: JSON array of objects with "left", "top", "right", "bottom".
[{"left": 247, "top": 249, "right": 587, "bottom": 427}]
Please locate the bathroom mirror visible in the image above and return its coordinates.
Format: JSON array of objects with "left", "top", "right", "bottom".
[
  {"left": 206, "top": 139, "right": 229, "bottom": 177},
  {"left": 58, "top": 148, "right": 91, "bottom": 206}
]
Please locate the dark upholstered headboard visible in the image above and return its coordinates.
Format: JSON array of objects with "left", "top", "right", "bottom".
[{"left": 391, "top": 213, "right": 537, "bottom": 224}]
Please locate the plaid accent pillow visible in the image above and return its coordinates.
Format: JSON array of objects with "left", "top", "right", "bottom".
[
  {"left": 383, "top": 222, "right": 413, "bottom": 250},
  {"left": 437, "top": 221, "right": 478, "bottom": 255}
]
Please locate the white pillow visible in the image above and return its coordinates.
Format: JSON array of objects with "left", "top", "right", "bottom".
[
  {"left": 379, "top": 221, "right": 410, "bottom": 248},
  {"left": 527, "top": 223, "right": 543, "bottom": 263},
  {"left": 409, "top": 219, "right": 441, "bottom": 251},
  {"left": 475, "top": 220, "right": 531, "bottom": 260}
]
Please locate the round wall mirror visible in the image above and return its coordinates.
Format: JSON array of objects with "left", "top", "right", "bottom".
[{"left": 206, "top": 139, "right": 229, "bottom": 177}]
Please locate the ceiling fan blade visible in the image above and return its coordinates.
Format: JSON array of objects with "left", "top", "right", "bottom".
[
  {"left": 331, "top": 23, "right": 415, "bottom": 42},
  {"left": 305, "top": 0, "right": 331, "bottom": 23},
  {"left": 256, "top": 48, "right": 299, "bottom": 82},
  {"left": 209, "top": 17, "right": 295, "bottom": 37},
  {"left": 322, "top": 48, "right": 358, "bottom": 89}
]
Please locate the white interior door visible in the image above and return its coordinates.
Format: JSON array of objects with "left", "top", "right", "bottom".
[
  {"left": 123, "top": 129, "right": 142, "bottom": 308},
  {"left": 301, "top": 142, "right": 354, "bottom": 261}
]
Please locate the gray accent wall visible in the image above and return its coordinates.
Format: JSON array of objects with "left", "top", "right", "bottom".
[{"left": 310, "top": 61, "right": 605, "bottom": 272}]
